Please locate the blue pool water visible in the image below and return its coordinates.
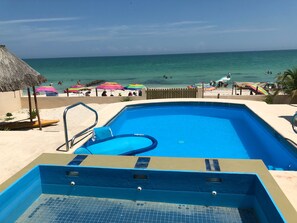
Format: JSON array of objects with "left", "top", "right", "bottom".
[
  {"left": 0, "top": 165, "right": 286, "bottom": 222},
  {"left": 107, "top": 102, "right": 297, "bottom": 170}
]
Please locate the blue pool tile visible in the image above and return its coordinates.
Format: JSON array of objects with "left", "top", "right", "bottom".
[{"left": 17, "top": 194, "right": 259, "bottom": 223}]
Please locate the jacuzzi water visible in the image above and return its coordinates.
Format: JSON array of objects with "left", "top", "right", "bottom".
[
  {"left": 106, "top": 102, "right": 297, "bottom": 170},
  {"left": 0, "top": 165, "right": 286, "bottom": 223}
]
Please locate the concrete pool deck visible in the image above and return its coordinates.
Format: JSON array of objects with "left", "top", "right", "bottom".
[{"left": 0, "top": 99, "right": 297, "bottom": 212}]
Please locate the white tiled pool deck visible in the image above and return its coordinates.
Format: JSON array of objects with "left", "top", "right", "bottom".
[{"left": 1, "top": 99, "right": 297, "bottom": 211}]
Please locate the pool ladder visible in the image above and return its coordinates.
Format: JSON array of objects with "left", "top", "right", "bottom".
[{"left": 63, "top": 102, "right": 98, "bottom": 151}]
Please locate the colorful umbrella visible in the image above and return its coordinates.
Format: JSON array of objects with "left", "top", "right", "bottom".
[
  {"left": 71, "top": 84, "right": 85, "bottom": 88},
  {"left": 35, "top": 86, "right": 58, "bottom": 93},
  {"left": 65, "top": 87, "right": 91, "bottom": 93},
  {"left": 64, "top": 83, "right": 91, "bottom": 93},
  {"left": 245, "top": 83, "right": 269, "bottom": 95},
  {"left": 124, "top": 83, "right": 146, "bottom": 90},
  {"left": 96, "top": 82, "right": 124, "bottom": 90}
]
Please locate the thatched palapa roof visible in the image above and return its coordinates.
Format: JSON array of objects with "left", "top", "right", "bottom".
[{"left": 0, "top": 45, "right": 46, "bottom": 92}]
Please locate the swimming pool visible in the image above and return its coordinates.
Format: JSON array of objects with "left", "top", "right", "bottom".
[
  {"left": 104, "top": 102, "right": 297, "bottom": 170},
  {"left": 0, "top": 164, "right": 287, "bottom": 223}
]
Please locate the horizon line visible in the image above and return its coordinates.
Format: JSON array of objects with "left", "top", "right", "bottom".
[{"left": 23, "top": 48, "right": 297, "bottom": 60}]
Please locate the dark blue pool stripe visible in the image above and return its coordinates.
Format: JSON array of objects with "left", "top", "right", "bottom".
[
  {"left": 205, "top": 159, "right": 220, "bottom": 171},
  {"left": 135, "top": 157, "right": 150, "bottom": 168},
  {"left": 68, "top": 155, "right": 88, "bottom": 166}
]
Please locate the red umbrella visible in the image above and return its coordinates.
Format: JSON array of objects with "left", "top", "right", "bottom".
[{"left": 96, "top": 82, "right": 124, "bottom": 90}]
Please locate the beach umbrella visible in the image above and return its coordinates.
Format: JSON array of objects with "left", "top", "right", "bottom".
[
  {"left": 36, "top": 86, "right": 58, "bottom": 94},
  {"left": 124, "top": 83, "right": 146, "bottom": 90},
  {"left": 36, "top": 86, "right": 58, "bottom": 96},
  {"left": 64, "top": 84, "right": 91, "bottom": 93},
  {"left": 96, "top": 82, "right": 124, "bottom": 90},
  {"left": 0, "top": 45, "right": 46, "bottom": 129},
  {"left": 66, "top": 87, "right": 91, "bottom": 93},
  {"left": 247, "top": 83, "right": 269, "bottom": 95},
  {"left": 70, "top": 84, "right": 85, "bottom": 88}
]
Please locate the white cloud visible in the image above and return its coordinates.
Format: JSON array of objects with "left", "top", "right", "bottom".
[
  {"left": 0, "top": 17, "right": 278, "bottom": 46},
  {"left": 168, "top": 21, "right": 207, "bottom": 26},
  {"left": 0, "top": 17, "right": 80, "bottom": 25},
  {"left": 213, "top": 27, "right": 277, "bottom": 34},
  {"left": 87, "top": 21, "right": 216, "bottom": 39}
]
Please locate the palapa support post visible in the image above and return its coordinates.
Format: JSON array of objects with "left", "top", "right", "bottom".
[
  {"left": 32, "top": 86, "right": 42, "bottom": 130},
  {"left": 27, "top": 88, "right": 33, "bottom": 122},
  {"left": 96, "top": 88, "right": 98, "bottom": 97},
  {"left": 231, "top": 83, "right": 234, "bottom": 95},
  {"left": 66, "top": 88, "right": 69, "bottom": 97},
  {"left": 202, "top": 83, "right": 204, "bottom": 98}
]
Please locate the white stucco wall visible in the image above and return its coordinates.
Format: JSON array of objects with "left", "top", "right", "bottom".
[{"left": 0, "top": 90, "right": 22, "bottom": 115}]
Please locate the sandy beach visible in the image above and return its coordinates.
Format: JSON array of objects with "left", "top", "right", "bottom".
[{"left": 39, "top": 86, "right": 254, "bottom": 98}]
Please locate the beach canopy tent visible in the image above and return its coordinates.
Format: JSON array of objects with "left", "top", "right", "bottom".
[
  {"left": 124, "top": 83, "right": 146, "bottom": 90},
  {"left": 96, "top": 82, "right": 124, "bottom": 90},
  {"left": 0, "top": 45, "right": 46, "bottom": 129},
  {"left": 36, "top": 86, "right": 58, "bottom": 96}
]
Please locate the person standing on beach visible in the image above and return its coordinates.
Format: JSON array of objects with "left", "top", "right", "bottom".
[{"left": 101, "top": 90, "right": 107, "bottom": 96}]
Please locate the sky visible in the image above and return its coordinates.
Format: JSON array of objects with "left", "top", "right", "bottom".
[{"left": 1, "top": 0, "right": 297, "bottom": 58}]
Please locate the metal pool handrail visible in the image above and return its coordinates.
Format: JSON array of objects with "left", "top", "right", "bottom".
[
  {"left": 63, "top": 102, "right": 98, "bottom": 151},
  {"left": 292, "top": 112, "right": 297, "bottom": 134}
]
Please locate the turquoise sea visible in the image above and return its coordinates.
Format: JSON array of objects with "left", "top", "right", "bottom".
[{"left": 24, "top": 50, "right": 297, "bottom": 93}]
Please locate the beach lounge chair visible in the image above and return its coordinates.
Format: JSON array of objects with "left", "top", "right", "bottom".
[{"left": 45, "top": 92, "right": 58, "bottom": 96}]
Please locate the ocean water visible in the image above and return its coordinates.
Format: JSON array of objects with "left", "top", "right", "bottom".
[{"left": 24, "top": 50, "right": 297, "bottom": 93}]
